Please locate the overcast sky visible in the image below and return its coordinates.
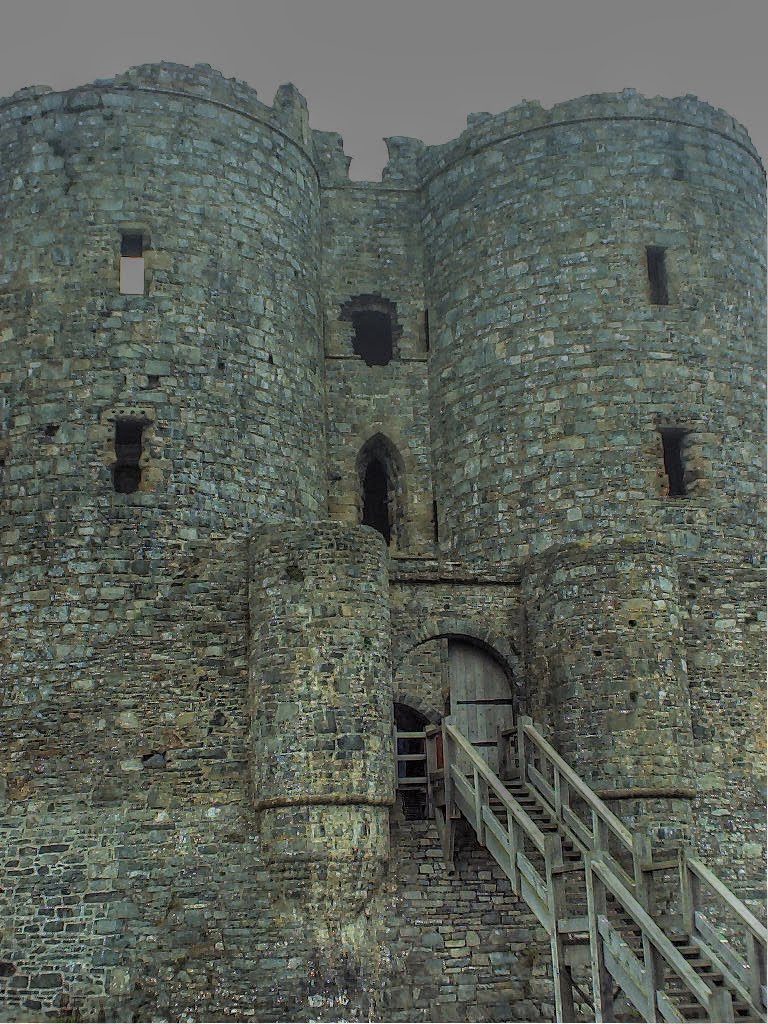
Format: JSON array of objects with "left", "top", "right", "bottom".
[{"left": 0, "top": 0, "right": 765, "bottom": 180}]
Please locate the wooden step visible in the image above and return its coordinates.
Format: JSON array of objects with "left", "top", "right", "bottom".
[{"left": 674, "top": 1003, "right": 754, "bottom": 1022}]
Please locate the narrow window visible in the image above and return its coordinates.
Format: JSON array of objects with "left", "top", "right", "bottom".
[
  {"left": 660, "top": 428, "right": 687, "bottom": 497},
  {"left": 646, "top": 246, "right": 669, "bottom": 305},
  {"left": 424, "top": 309, "right": 430, "bottom": 352},
  {"left": 432, "top": 499, "right": 439, "bottom": 544},
  {"left": 362, "top": 458, "right": 391, "bottom": 543},
  {"left": 120, "top": 232, "right": 146, "bottom": 295},
  {"left": 113, "top": 418, "right": 145, "bottom": 494},
  {"left": 357, "top": 433, "right": 405, "bottom": 548}
]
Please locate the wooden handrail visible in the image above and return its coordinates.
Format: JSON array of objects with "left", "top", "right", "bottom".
[
  {"left": 685, "top": 851, "right": 768, "bottom": 945},
  {"left": 441, "top": 717, "right": 759, "bottom": 1023},
  {"left": 589, "top": 856, "right": 718, "bottom": 1014},
  {"left": 520, "top": 718, "right": 633, "bottom": 852},
  {"left": 444, "top": 722, "right": 550, "bottom": 854}
]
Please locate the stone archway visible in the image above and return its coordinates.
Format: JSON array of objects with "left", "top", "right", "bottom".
[
  {"left": 392, "top": 618, "right": 523, "bottom": 775},
  {"left": 393, "top": 615, "right": 520, "bottom": 682}
]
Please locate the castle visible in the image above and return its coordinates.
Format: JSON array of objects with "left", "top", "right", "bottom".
[{"left": 0, "top": 62, "right": 765, "bottom": 1022}]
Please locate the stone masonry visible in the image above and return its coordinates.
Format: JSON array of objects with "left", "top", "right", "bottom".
[{"left": 0, "top": 62, "right": 765, "bottom": 1020}]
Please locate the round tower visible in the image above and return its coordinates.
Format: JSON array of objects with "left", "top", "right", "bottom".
[
  {"left": 422, "top": 92, "right": 766, "bottom": 565},
  {"left": 421, "top": 93, "right": 765, "bottom": 849},
  {"left": 0, "top": 66, "right": 328, "bottom": 810},
  {"left": 0, "top": 63, "right": 326, "bottom": 549},
  {"left": 249, "top": 521, "right": 393, "bottom": 979}
]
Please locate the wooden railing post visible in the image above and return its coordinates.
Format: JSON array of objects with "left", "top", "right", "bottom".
[
  {"left": 392, "top": 723, "right": 400, "bottom": 795},
  {"left": 442, "top": 718, "right": 454, "bottom": 808},
  {"left": 592, "top": 808, "right": 610, "bottom": 853},
  {"left": 745, "top": 928, "right": 767, "bottom": 1012},
  {"left": 441, "top": 717, "right": 456, "bottom": 871},
  {"left": 505, "top": 808, "right": 520, "bottom": 895},
  {"left": 425, "top": 723, "right": 441, "bottom": 819},
  {"left": 633, "top": 835, "right": 662, "bottom": 1021},
  {"left": 545, "top": 833, "right": 574, "bottom": 1023},
  {"left": 554, "top": 765, "right": 569, "bottom": 825},
  {"left": 633, "top": 834, "right": 655, "bottom": 915},
  {"left": 517, "top": 714, "right": 532, "bottom": 785},
  {"left": 679, "top": 839, "right": 696, "bottom": 937},
  {"left": 473, "top": 766, "right": 488, "bottom": 846},
  {"left": 678, "top": 844, "right": 695, "bottom": 936},
  {"left": 585, "top": 855, "right": 614, "bottom": 1023},
  {"left": 425, "top": 724, "right": 439, "bottom": 777},
  {"left": 708, "top": 984, "right": 734, "bottom": 1022},
  {"left": 497, "top": 724, "right": 508, "bottom": 780}
]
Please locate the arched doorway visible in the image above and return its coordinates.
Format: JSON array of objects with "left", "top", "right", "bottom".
[
  {"left": 394, "top": 703, "right": 430, "bottom": 820},
  {"left": 447, "top": 639, "right": 514, "bottom": 774}
]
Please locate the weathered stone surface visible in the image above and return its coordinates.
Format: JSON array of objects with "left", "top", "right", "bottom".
[{"left": 0, "top": 62, "right": 764, "bottom": 1021}]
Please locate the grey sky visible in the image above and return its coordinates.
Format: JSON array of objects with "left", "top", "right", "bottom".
[{"left": 0, "top": 0, "right": 765, "bottom": 180}]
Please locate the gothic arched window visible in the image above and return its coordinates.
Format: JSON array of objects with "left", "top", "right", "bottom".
[
  {"left": 356, "top": 433, "right": 406, "bottom": 549},
  {"left": 362, "top": 458, "right": 391, "bottom": 542}
]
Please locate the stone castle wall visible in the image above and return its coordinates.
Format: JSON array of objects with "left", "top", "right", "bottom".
[{"left": 0, "top": 63, "right": 765, "bottom": 1021}]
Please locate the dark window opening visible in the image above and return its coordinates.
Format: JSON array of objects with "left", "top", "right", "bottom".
[
  {"left": 351, "top": 310, "right": 393, "bottom": 366},
  {"left": 424, "top": 309, "right": 430, "bottom": 351},
  {"left": 340, "top": 294, "right": 402, "bottom": 367},
  {"left": 357, "top": 432, "right": 406, "bottom": 549},
  {"left": 120, "top": 233, "right": 143, "bottom": 257},
  {"left": 646, "top": 246, "right": 669, "bottom": 305},
  {"left": 432, "top": 499, "right": 439, "bottom": 544},
  {"left": 113, "top": 418, "right": 145, "bottom": 494},
  {"left": 660, "top": 428, "right": 688, "bottom": 497},
  {"left": 362, "top": 458, "right": 391, "bottom": 543},
  {"left": 120, "top": 232, "right": 146, "bottom": 295}
]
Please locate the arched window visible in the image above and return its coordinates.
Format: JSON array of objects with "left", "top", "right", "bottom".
[
  {"left": 362, "top": 458, "right": 390, "bottom": 543},
  {"left": 356, "top": 434, "right": 406, "bottom": 548}
]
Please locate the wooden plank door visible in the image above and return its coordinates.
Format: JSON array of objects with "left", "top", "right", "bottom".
[{"left": 447, "top": 640, "right": 514, "bottom": 774}]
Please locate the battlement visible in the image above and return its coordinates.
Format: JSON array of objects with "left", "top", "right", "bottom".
[{"left": 2, "top": 64, "right": 762, "bottom": 188}]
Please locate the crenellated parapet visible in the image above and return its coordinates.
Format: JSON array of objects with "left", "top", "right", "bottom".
[{"left": 380, "top": 89, "right": 764, "bottom": 184}]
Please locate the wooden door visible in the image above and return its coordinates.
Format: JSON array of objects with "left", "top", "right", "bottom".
[{"left": 447, "top": 640, "right": 514, "bottom": 774}]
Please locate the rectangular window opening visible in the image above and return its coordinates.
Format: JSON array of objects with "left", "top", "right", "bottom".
[
  {"left": 646, "top": 246, "right": 669, "bottom": 305},
  {"left": 113, "top": 418, "right": 145, "bottom": 494},
  {"left": 424, "top": 309, "right": 430, "bottom": 352},
  {"left": 432, "top": 498, "right": 439, "bottom": 544},
  {"left": 660, "top": 428, "right": 688, "bottom": 497},
  {"left": 120, "top": 232, "right": 146, "bottom": 295}
]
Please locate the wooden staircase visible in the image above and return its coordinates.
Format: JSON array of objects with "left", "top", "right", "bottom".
[{"left": 425, "top": 716, "right": 767, "bottom": 1023}]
